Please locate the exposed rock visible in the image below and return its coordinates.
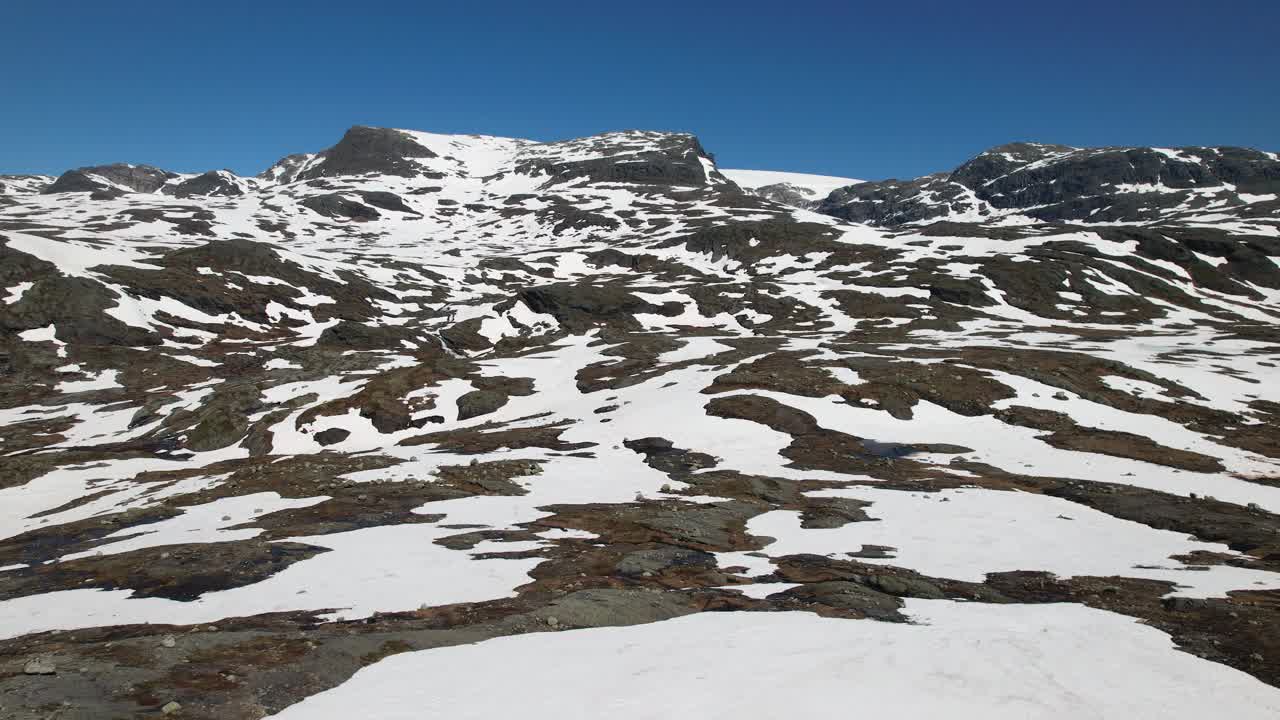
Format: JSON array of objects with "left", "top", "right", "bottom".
[
  {"left": 43, "top": 163, "right": 177, "bottom": 194},
  {"left": 301, "top": 193, "right": 381, "bottom": 221},
  {"left": 357, "top": 190, "right": 418, "bottom": 214},
  {"left": 666, "top": 219, "right": 842, "bottom": 264},
  {"left": 314, "top": 428, "right": 351, "bottom": 446},
  {"left": 456, "top": 389, "right": 508, "bottom": 421},
  {"left": 623, "top": 436, "right": 718, "bottom": 475},
  {"left": 164, "top": 170, "right": 244, "bottom": 198},
  {"left": 616, "top": 546, "right": 717, "bottom": 577},
  {"left": 515, "top": 131, "right": 723, "bottom": 187},
  {"left": 23, "top": 658, "right": 56, "bottom": 675},
  {"left": 518, "top": 282, "right": 671, "bottom": 331},
  {"left": 866, "top": 574, "right": 946, "bottom": 599},
  {"left": 0, "top": 276, "right": 160, "bottom": 347},
  {"left": 440, "top": 317, "right": 493, "bottom": 352},
  {"left": 819, "top": 142, "right": 1280, "bottom": 227},
  {"left": 773, "top": 580, "right": 906, "bottom": 621},
  {"left": 178, "top": 383, "right": 262, "bottom": 452},
  {"left": 4, "top": 126, "right": 1280, "bottom": 716},
  {"left": 294, "top": 126, "right": 437, "bottom": 180},
  {"left": 317, "top": 321, "right": 416, "bottom": 350},
  {"left": 529, "top": 588, "right": 697, "bottom": 628},
  {"left": 0, "top": 238, "right": 58, "bottom": 288}
]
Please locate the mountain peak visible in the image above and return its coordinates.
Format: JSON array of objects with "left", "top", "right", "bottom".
[
  {"left": 42, "top": 163, "right": 177, "bottom": 195},
  {"left": 817, "top": 140, "right": 1280, "bottom": 227}
]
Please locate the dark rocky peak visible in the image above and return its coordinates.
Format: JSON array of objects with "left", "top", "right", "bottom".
[
  {"left": 958, "top": 146, "right": 1190, "bottom": 203},
  {"left": 280, "top": 126, "right": 439, "bottom": 182},
  {"left": 1193, "top": 146, "right": 1280, "bottom": 194},
  {"left": 817, "top": 141, "right": 1280, "bottom": 227},
  {"left": 258, "top": 152, "right": 317, "bottom": 183},
  {"left": 977, "top": 141, "right": 1078, "bottom": 162},
  {"left": 42, "top": 163, "right": 177, "bottom": 195},
  {"left": 946, "top": 142, "right": 1077, "bottom": 189},
  {"left": 817, "top": 173, "right": 974, "bottom": 227},
  {"left": 514, "top": 130, "right": 730, "bottom": 187},
  {"left": 162, "top": 170, "right": 246, "bottom": 199},
  {"left": 951, "top": 144, "right": 1280, "bottom": 200}
]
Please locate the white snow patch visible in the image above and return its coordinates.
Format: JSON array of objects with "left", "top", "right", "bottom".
[{"left": 266, "top": 603, "right": 1280, "bottom": 720}]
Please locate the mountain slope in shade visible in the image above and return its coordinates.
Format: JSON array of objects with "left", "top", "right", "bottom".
[{"left": 0, "top": 126, "right": 1278, "bottom": 719}]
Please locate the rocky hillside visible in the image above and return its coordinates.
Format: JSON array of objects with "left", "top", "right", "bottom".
[
  {"left": 1, "top": 127, "right": 1279, "bottom": 718},
  {"left": 815, "top": 141, "right": 1280, "bottom": 228}
]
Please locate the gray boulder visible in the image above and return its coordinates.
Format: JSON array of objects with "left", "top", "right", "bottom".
[{"left": 456, "top": 390, "right": 508, "bottom": 421}]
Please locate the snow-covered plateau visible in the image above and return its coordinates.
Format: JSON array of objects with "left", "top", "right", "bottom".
[{"left": 1, "top": 126, "right": 1278, "bottom": 718}]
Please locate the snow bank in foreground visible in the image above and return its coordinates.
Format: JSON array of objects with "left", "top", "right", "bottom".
[{"left": 268, "top": 602, "right": 1280, "bottom": 719}]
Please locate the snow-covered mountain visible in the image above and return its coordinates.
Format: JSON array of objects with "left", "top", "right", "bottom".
[
  {"left": 816, "top": 141, "right": 1280, "bottom": 228},
  {"left": 721, "top": 168, "right": 863, "bottom": 209},
  {"left": 2, "top": 126, "right": 1279, "bottom": 719}
]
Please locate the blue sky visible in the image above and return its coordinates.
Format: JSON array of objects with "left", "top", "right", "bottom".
[{"left": 3, "top": 0, "right": 1277, "bottom": 180}]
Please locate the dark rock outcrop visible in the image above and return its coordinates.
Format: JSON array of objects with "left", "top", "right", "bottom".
[
  {"left": 515, "top": 131, "right": 727, "bottom": 187},
  {"left": 0, "top": 238, "right": 58, "bottom": 289},
  {"left": 818, "top": 142, "right": 1280, "bottom": 226},
  {"left": 164, "top": 170, "right": 244, "bottom": 198},
  {"left": 456, "top": 389, "right": 508, "bottom": 421},
  {"left": 0, "top": 276, "right": 159, "bottom": 346},
  {"left": 316, "top": 321, "right": 413, "bottom": 350},
  {"left": 357, "top": 191, "right": 418, "bottom": 214},
  {"left": 314, "top": 428, "right": 351, "bottom": 446},
  {"left": 667, "top": 220, "right": 843, "bottom": 264},
  {"left": 301, "top": 193, "right": 381, "bottom": 221},
  {"left": 819, "top": 173, "right": 974, "bottom": 226},
  {"left": 43, "top": 163, "right": 177, "bottom": 194},
  {"left": 294, "top": 126, "right": 437, "bottom": 180},
  {"left": 518, "top": 282, "right": 673, "bottom": 331}
]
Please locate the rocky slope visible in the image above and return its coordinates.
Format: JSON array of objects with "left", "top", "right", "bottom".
[
  {"left": 1, "top": 127, "right": 1279, "bottom": 718},
  {"left": 815, "top": 141, "right": 1280, "bottom": 228}
]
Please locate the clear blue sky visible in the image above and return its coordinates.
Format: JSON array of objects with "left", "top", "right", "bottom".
[{"left": 3, "top": 0, "right": 1277, "bottom": 180}]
